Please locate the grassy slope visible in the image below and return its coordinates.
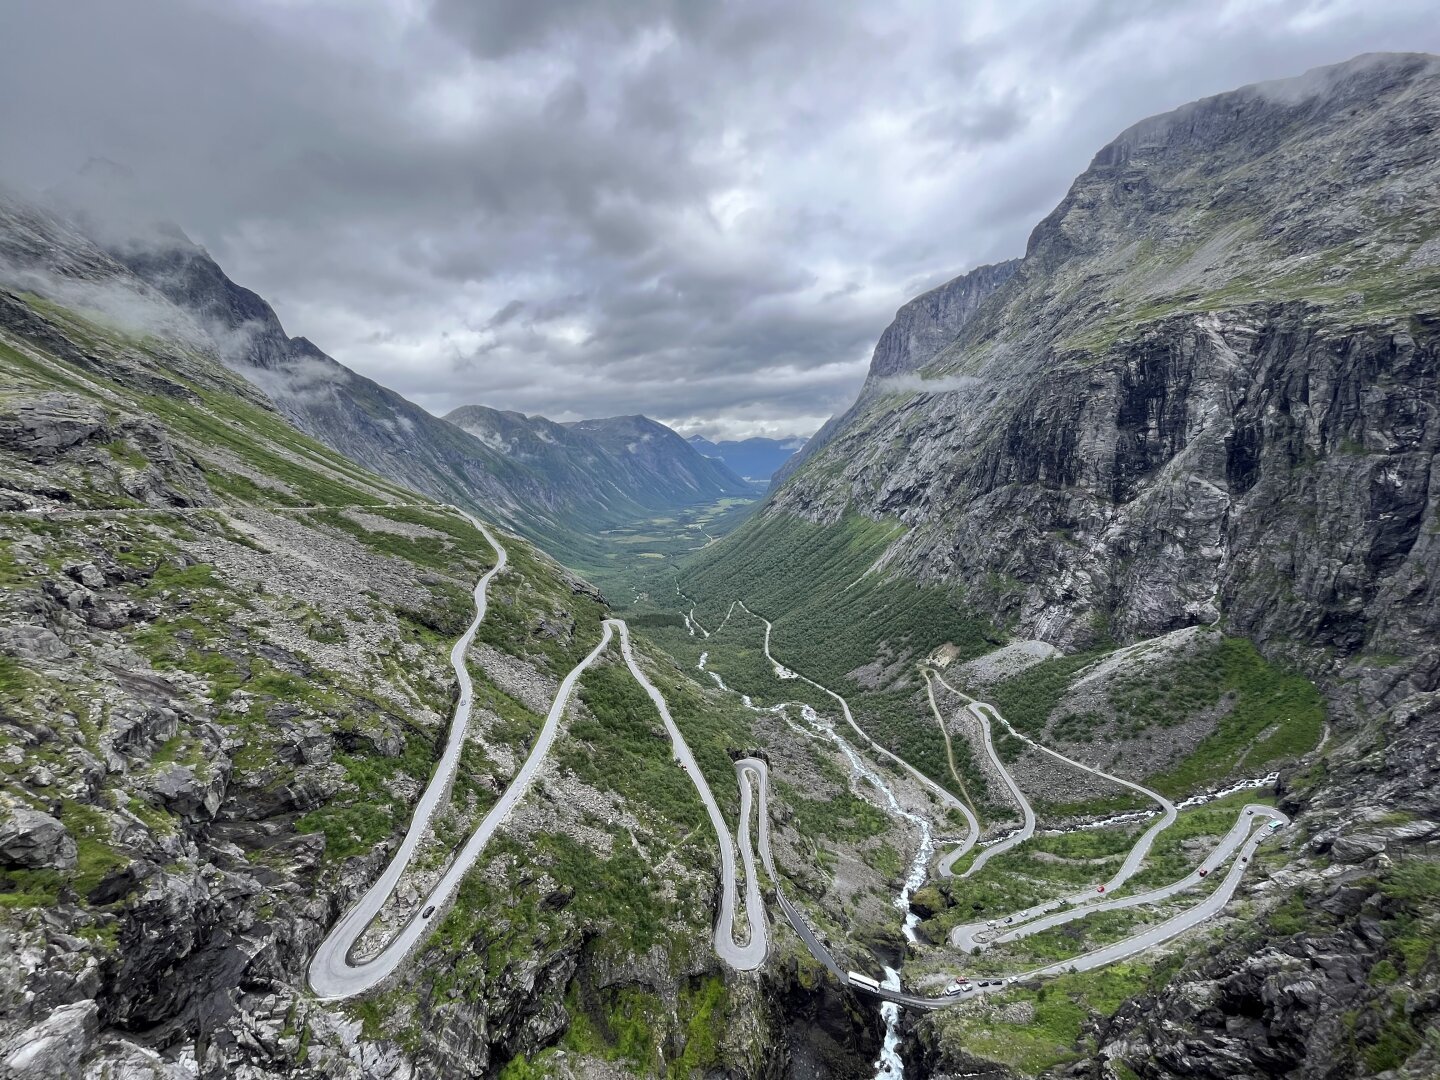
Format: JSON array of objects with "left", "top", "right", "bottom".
[
  {"left": 981, "top": 631, "right": 1324, "bottom": 797},
  {"left": 671, "top": 512, "right": 998, "bottom": 803},
  {"left": 0, "top": 292, "right": 764, "bottom": 1076}
]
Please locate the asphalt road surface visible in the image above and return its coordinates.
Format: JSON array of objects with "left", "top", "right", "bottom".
[
  {"left": 615, "top": 621, "right": 767, "bottom": 970},
  {"left": 929, "top": 670, "right": 1179, "bottom": 942},
  {"left": 309, "top": 517, "right": 531, "bottom": 999},
  {"left": 736, "top": 603, "right": 978, "bottom": 864},
  {"left": 303, "top": 526, "right": 1293, "bottom": 1009}
]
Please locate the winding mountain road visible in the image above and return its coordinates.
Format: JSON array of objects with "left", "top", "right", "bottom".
[
  {"left": 614, "top": 621, "right": 767, "bottom": 970},
  {"left": 736, "top": 756, "right": 846, "bottom": 982},
  {"left": 1017, "top": 807, "right": 1288, "bottom": 981},
  {"left": 309, "top": 525, "right": 772, "bottom": 997},
  {"left": 706, "top": 629, "right": 1290, "bottom": 1010},
  {"left": 729, "top": 726, "right": 1288, "bottom": 1012},
  {"left": 928, "top": 670, "right": 1176, "bottom": 924},
  {"left": 973, "top": 804, "right": 1277, "bottom": 952},
  {"left": 948, "top": 700, "right": 1037, "bottom": 878},
  {"left": 303, "top": 515, "right": 1290, "bottom": 1011},
  {"left": 310, "top": 516, "right": 528, "bottom": 999},
  {"left": 852, "top": 800, "right": 1296, "bottom": 1013},
  {"left": 735, "top": 603, "right": 977, "bottom": 863},
  {"left": 922, "top": 672, "right": 982, "bottom": 876}
]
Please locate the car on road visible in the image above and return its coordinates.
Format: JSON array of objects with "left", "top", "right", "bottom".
[
  {"left": 422, "top": 905, "right": 435, "bottom": 918},
  {"left": 1198, "top": 869, "right": 1208, "bottom": 877},
  {"left": 1269, "top": 820, "right": 1284, "bottom": 831}
]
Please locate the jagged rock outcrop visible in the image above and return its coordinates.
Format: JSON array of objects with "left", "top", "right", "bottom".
[
  {"left": 0, "top": 807, "right": 77, "bottom": 869},
  {"left": 2, "top": 999, "right": 99, "bottom": 1079},
  {"left": 867, "top": 259, "right": 1022, "bottom": 381}
]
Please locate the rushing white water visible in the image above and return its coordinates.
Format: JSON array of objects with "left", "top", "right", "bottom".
[
  {"left": 798, "top": 704, "right": 934, "bottom": 943},
  {"left": 698, "top": 634, "right": 937, "bottom": 1077},
  {"left": 1177, "top": 772, "right": 1280, "bottom": 808},
  {"left": 874, "top": 966, "right": 905, "bottom": 1080},
  {"left": 790, "top": 702, "right": 925, "bottom": 1079}
]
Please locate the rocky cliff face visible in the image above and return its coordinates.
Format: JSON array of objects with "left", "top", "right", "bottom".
[
  {"left": 771, "top": 258, "right": 1019, "bottom": 487},
  {"left": 866, "top": 259, "right": 1022, "bottom": 381},
  {"left": 770, "top": 53, "right": 1440, "bottom": 689},
  {"left": 719, "top": 52, "right": 1440, "bottom": 1077}
]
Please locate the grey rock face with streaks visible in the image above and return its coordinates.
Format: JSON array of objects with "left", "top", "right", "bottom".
[
  {"left": 772, "top": 258, "right": 1020, "bottom": 487},
  {"left": 2, "top": 999, "right": 99, "bottom": 1079},
  {"left": 759, "top": 53, "right": 1440, "bottom": 1079},
  {"left": 772, "top": 54, "right": 1440, "bottom": 695},
  {"left": 867, "top": 259, "right": 1022, "bottom": 380},
  {"left": 0, "top": 807, "right": 77, "bottom": 869}
]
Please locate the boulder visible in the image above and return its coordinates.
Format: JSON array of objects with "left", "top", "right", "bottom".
[
  {"left": 2, "top": 999, "right": 99, "bottom": 1079},
  {"left": 0, "top": 807, "right": 78, "bottom": 869},
  {"left": 0, "top": 624, "right": 71, "bottom": 662},
  {"left": 0, "top": 393, "right": 108, "bottom": 463},
  {"left": 82, "top": 1035, "right": 192, "bottom": 1079},
  {"left": 64, "top": 563, "right": 107, "bottom": 591},
  {"left": 147, "top": 765, "right": 223, "bottom": 821},
  {"left": 1329, "top": 832, "right": 1389, "bottom": 864}
]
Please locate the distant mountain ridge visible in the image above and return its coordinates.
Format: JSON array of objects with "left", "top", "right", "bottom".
[
  {"left": 0, "top": 187, "right": 753, "bottom": 563},
  {"left": 445, "top": 404, "right": 755, "bottom": 521},
  {"left": 686, "top": 434, "right": 805, "bottom": 482}
]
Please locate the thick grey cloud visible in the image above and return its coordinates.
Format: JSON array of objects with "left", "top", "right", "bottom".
[{"left": 0, "top": 1, "right": 1436, "bottom": 439}]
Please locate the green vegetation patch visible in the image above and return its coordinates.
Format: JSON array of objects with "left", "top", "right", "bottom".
[
  {"left": 670, "top": 516, "right": 999, "bottom": 804},
  {"left": 980, "top": 650, "right": 1109, "bottom": 736},
  {"left": 295, "top": 730, "right": 443, "bottom": 860},
  {"left": 1145, "top": 638, "right": 1324, "bottom": 796},
  {"left": 932, "top": 963, "right": 1154, "bottom": 1074},
  {"left": 777, "top": 778, "right": 889, "bottom": 843},
  {"left": 473, "top": 539, "right": 608, "bottom": 676},
  {"left": 978, "top": 633, "right": 1322, "bottom": 797},
  {"left": 681, "top": 512, "right": 996, "bottom": 688},
  {"left": 303, "top": 505, "right": 496, "bottom": 579},
  {"left": 562, "top": 659, "right": 712, "bottom": 840}
]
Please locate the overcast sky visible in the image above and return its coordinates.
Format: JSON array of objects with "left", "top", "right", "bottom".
[{"left": 1, "top": 1, "right": 1437, "bottom": 439}]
